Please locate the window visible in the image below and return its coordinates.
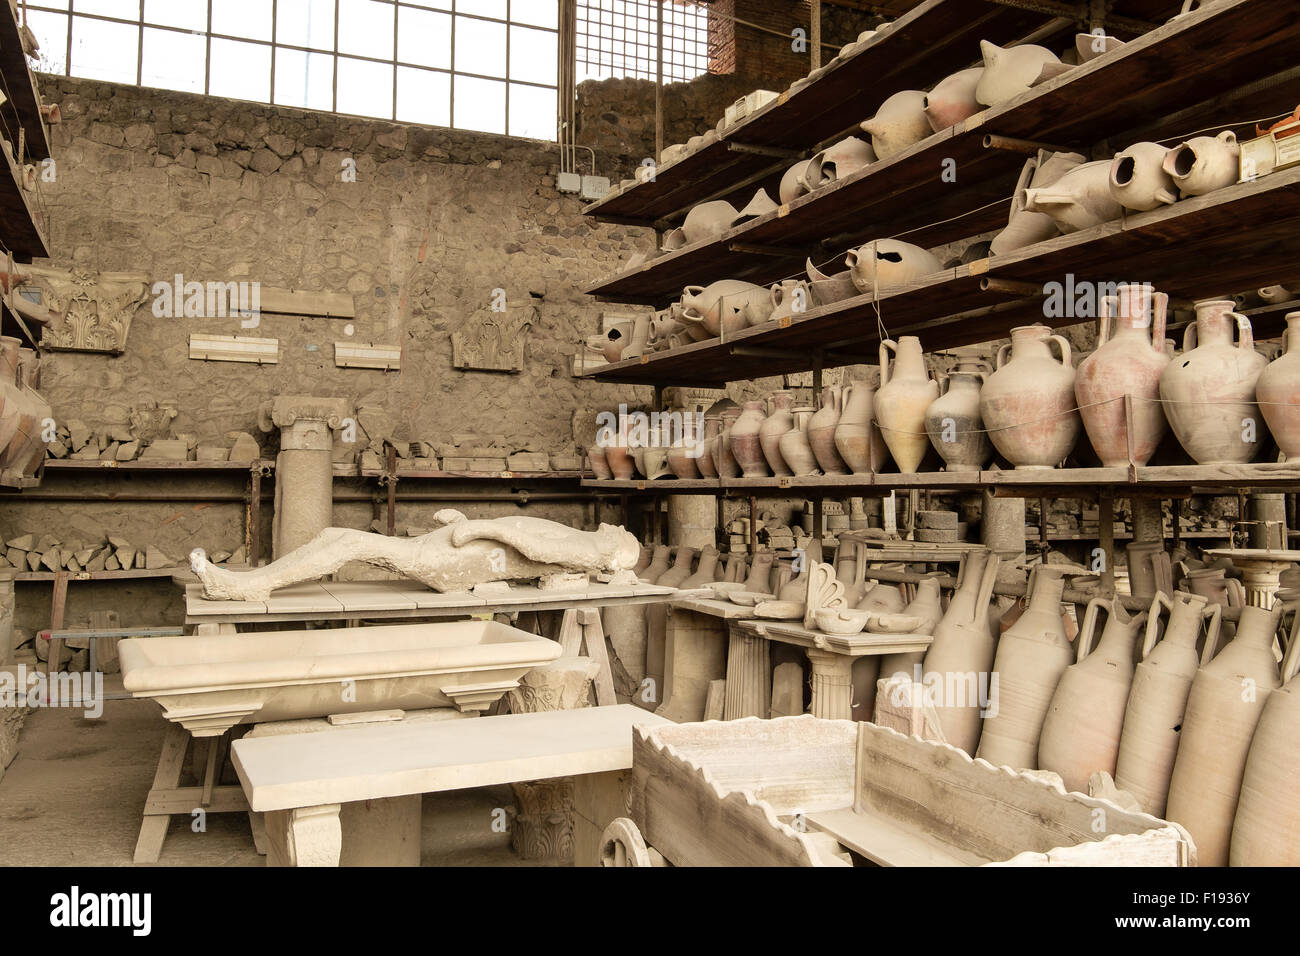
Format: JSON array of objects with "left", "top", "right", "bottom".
[
  {"left": 23, "top": 1, "right": 560, "bottom": 140},
  {"left": 576, "top": 0, "right": 709, "bottom": 84}
]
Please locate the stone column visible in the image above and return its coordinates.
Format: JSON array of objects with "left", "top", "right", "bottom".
[
  {"left": 505, "top": 657, "right": 599, "bottom": 864},
  {"left": 259, "top": 396, "right": 352, "bottom": 559},
  {"left": 723, "top": 624, "right": 770, "bottom": 719},
  {"left": 667, "top": 494, "right": 716, "bottom": 549},
  {"left": 981, "top": 492, "right": 1025, "bottom": 584},
  {"left": 1247, "top": 494, "right": 1287, "bottom": 550},
  {"left": 805, "top": 647, "right": 854, "bottom": 720},
  {"left": 1131, "top": 499, "right": 1164, "bottom": 543}
]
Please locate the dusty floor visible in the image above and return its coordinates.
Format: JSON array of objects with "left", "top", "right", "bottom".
[{"left": 0, "top": 697, "right": 540, "bottom": 867}]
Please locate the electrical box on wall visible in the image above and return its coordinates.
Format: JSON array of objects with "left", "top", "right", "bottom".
[
  {"left": 557, "top": 171, "right": 582, "bottom": 194},
  {"left": 580, "top": 175, "right": 609, "bottom": 201}
]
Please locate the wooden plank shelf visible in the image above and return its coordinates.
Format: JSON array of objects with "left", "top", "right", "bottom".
[
  {"left": 0, "top": 0, "right": 51, "bottom": 162},
  {"left": 586, "top": 0, "right": 1300, "bottom": 306},
  {"left": 585, "top": 0, "right": 1181, "bottom": 227},
  {"left": 580, "top": 164, "right": 1300, "bottom": 386},
  {"left": 43, "top": 459, "right": 266, "bottom": 472},
  {"left": 583, "top": 461, "right": 1300, "bottom": 496},
  {"left": 342, "top": 468, "right": 589, "bottom": 481},
  {"left": 0, "top": 135, "right": 47, "bottom": 259}
]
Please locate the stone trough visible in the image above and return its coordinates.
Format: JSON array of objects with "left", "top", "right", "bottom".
[{"left": 119, "top": 621, "right": 562, "bottom": 736}]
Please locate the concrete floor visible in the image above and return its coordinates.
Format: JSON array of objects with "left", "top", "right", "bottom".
[{"left": 0, "top": 697, "right": 541, "bottom": 867}]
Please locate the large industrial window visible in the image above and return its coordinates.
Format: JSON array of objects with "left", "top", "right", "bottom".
[
  {"left": 21, "top": 0, "right": 560, "bottom": 140},
  {"left": 576, "top": 0, "right": 708, "bottom": 83}
]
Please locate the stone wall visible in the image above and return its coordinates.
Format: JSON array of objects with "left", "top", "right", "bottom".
[{"left": 712, "top": 0, "right": 874, "bottom": 91}]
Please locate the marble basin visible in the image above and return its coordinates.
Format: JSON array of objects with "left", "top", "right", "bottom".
[{"left": 120, "top": 621, "right": 562, "bottom": 736}]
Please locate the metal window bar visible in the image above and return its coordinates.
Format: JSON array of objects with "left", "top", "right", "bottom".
[
  {"left": 26, "top": 1, "right": 559, "bottom": 137},
  {"left": 575, "top": 0, "right": 707, "bottom": 83}
]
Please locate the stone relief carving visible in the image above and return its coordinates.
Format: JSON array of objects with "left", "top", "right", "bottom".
[
  {"left": 451, "top": 307, "right": 533, "bottom": 373},
  {"left": 25, "top": 265, "right": 150, "bottom": 354}
]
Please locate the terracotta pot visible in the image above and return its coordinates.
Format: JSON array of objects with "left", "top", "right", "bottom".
[
  {"left": 680, "top": 280, "right": 769, "bottom": 336},
  {"left": 1166, "top": 605, "right": 1283, "bottom": 866},
  {"left": 657, "top": 547, "right": 697, "bottom": 589},
  {"left": 0, "top": 338, "right": 22, "bottom": 465},
  {"left": 729, "top": 401, "right": 770, "bottom": 477},
  {"left": 922, "top": 550, "right": 1000, "bottom": 754},
  {"left": 1159, "top": 299, "right": 1267, "bottom": 464},
  {"left": 976, "top": 41, "right": 1066, "bottom": 107},
  {"left": 834, "top": 541, "right": 864, "bottom": 606},
  {"left": 779, "top": 159, "right": 812, "bottom": 204},
  {"left": 1109, "top": 141, "right": 1178, "bottom": 211},
  {"left": 976, "top": 568, "right": 1074, "bottom": 771},
  {"left": 768, "top": 279, "right": 811, "bottom": 324},
  {"left": 1038, "top": 597, "right": 1145, "bottom": 793},
  {"left": 696, "top": 415, "right": 721, "bottom": 478},
  {"left": 990, "top": 149, "right": 1086, "bottom": 255},
  {"left": 808, "top": 386, "right": 850, "bottom": 475},
  {"left": 981, "top": 325, "right": 1080, "bottom": 469},
  {"left": 778, "top": 563, "right": 809, "bottom": 604},
  {"left": 1162, "top": 130, "right": 1239, "bottom": 197},
  {"left": 1254, "top": 310, "right": 1300, "bottom": 459},
  {"left": 858, "top": 581, "right": 905, "bottom": 614},
  {"left": 846, "top": 239, "right": 943, "bottom": 294},
  {"left": 860, "top": 89, "right": 930, "bottom": 160},
  {"left": 743, "top": 552, "right": 774, "bottom": 594},
  {"left": 639, "top": 545, "right": 671, "bottom": 583},
  {"left": 605, "top": 441, "right": 635, "bottom": 480},
  {"left": 778, "top": 407, "right": 819, "bottom": 476},
  {"left": 1075, "top": 284, "right": 1171, "bottom": 466},
  {"left": 835, "top": 377, "right": 887, "bottom": 474},
  {"left": 1114, "top": 591, "right": 1221, "bottom": 817},
  {"left": 681, "top": 546, "right": 720, "bottom": 589},
  {"left": 801, "top": 135, "right": 875, "bottom": 191},
  {"left": 879, "top": 577, "right": 943, "bottom": 680},
  {"left": 924, "top": 359, "right": 992, "bottom": 472},
  {"left": 806, "top": 258, "right": 858, "bottom": 306},
  {"left": 587, "top": 443, "right": 613, "bottom": 480},
  {"left": 876, "top": 337, "right": 938, "bottom": 474},
  {"left": 1022, "top": 159, "right": 1123, "bottom": 233},
  {"left": 666, "top": 415, "right": 703, "bottom": 479},
  {"left": 923, "top": 68, "right": 983, "bottom": 133},
  {"left": 1184, "top": 566, "right": 1231, "bottom": 606},
  {"left": 1076, "top": 30, "right": 1124, "bottom": 61},
  {"left": 663, "top": 199, "right": 740, "bottom": 250},
  {"left": 714, "top": 409, "right": 742, "bottom": 478},
  {"left": 758, "top": 391, "right": 796, "bottom": 476},
  {"left": 1125, "top": 541, "right": 1167, "bottom": 601},
  {"left": 1231, "top": 619, "right": 1300, "bottom": 865}
]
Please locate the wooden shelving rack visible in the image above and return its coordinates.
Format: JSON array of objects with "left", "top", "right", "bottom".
[{"left": 575, "top": 0, "right": 1300, "bottom": 527}]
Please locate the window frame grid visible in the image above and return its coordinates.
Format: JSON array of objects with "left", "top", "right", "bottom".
[
  {"left": 27, "top": 0, "right": 560, "bottom": 139},
  {"left": 575, "top": 0, "right": 708, "bottom": 84}
]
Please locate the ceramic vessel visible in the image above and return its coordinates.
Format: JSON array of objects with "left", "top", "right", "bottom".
[
  {"left": 875, "top": 337, "right": 938, "bottom": 473},
  {"left": 858, "top": 582, "right": 905, "bottom": 614},
  {"left": 879, "top": 577, "right": 943, "bottom": 681},
  {"left": 835, "top": 376, "right": 888, "bottom": 474},
  {"left": 1165, "top": 605, "right": 1283, "bottom": 866},
  {"left": 743, "top": 552, "right": 774, "bottom": 594},
  {"left": 680, "top": 280, "right": 770, "bottom": 336},
  {"left": 846, "top": 239, "right": 943, "bottom": 293},
  {"left": 925, "top": 358, "right": 992, "bottom": 471},
  {"left": 729, "top": 401, "right": 770, "bottom": 477},
  {"left": 680, "top": 547, "right": 720, "bottom": 589},
  {"left": 1109, "top": 141, "right": 1178, "bottom": 211},
  {"left": 1162, "top": 130, "right": 1239, "bottom": 197},
  {"left": 1253, "top": 310, "right": 1300, "bottom": 458},
  {"left": 1159, "top": 299, "right": 1267, "bottom": 464},
  {"left": 767, "top": 279, "right": 811, "bottom": 325},
  {"left": 807, "top": 386, "right": 850, "bottom": 475},
  {"left": 779, "top": 159, "right": 812, "bottom": 204},
  {"left": 1021, "top": 159, "right": 1123, "bottom": 233},
  {"left": 806, "top": 258, "right": 858, "bottom": 306},
  {"left": 922, "top": 551, "right": 999, "bottom": 754},
  {"left": 696, "top": 415, "right": 721, "bottom": 478},
  {"left": 860, "top": 90, "right": 931, "bottom": 160},
  {"left": 1230, "top": 623, "right": 1300, "bottom": 865},
  {"left": 1076, "top": 30, "right": 1124, "bottom": 61},
  {"left": 663, "top": 200, "right": 740, "bottom": 250},
  {"left": 981, "top": 325, "right": 1080, "bottom": 468},
  {"left": 801, "top": 136, "right": 876, "bottom": 191},
  {"left": 714, "top": 408, "right": 742, "bottom": 478},
  {"left": 976, "top": 568, "right": 1073, "bottom": 771},
  {"left": 666, "top": 416, "right": 703, "bottom": 479},
  {"left": 990, "top": 150, "right": 1086, "bottom": 255},
  {"left": 605, "top": 439, "right": 635, "bottom": 480},
  {"left": 778, "top": 407, "right": 818, "bottom": 476},
  {"left": 1038, "top": 598, "right": 1145, "bottom": 793},
  {"left": 1114, "top": 591, "right": 1221, "bottom": 817},
  {"left": 639, "top": 545, "right": 671, "bottom": 583},
  {"left": 835, "top": 542, "right": 864, "bottom": 606},
  {"left": 976, "top": 41, "right": 1067, "bottom": 107},
  {"left": 758, "top": 391, "right": 796, "bottom": 476},
  {"left": 587, "top": 442, "right": 613, "bottom": 480},
  {"left": 1074, "top": 284, "right": 1171, "bottom": 466},
  {"left": 923, "top": 68, "right": 984, "bottom": 133}
]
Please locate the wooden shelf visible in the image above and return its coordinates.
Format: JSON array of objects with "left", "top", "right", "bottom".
[
  {"left": 0, "top": 131, "right": 47, "bottom": 259},
  {"left": 582, "top": 461, "right": 1300, "bottom": 496},
  {"left": 337, "top": 466, "right": 589, "bottom": 481},
  {"left": 585, "top": 0, "right": 1181, "bottom": 228},
  {"left": 43, "top": 459, "right": 266, "bottom": 472},
  {"left": 0, "top": 0, "right": 51, "bottom": 162},
  {"left": 586, "top": 0, "right": 1300, "bottom": 306},
  {"left": 581, "top": 165, "right": 1300, "bottom": 385}
]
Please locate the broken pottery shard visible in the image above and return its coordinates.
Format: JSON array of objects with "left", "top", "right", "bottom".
[
  {"left": 145, "top": 546, "right": 172, "bottom": 570},
  {"left": 71, "top": 443, "right": 100, "bottom": 460},
  {"left": 210, "top": 550, "right": 232, "bottom": 564},
  {"left": 360, "top": 450, "right": 383, "bottom": 471},
  {"left": 85, "top": 549, "right": 107, "bottom": 572},
  {"left": 66, "top": 420, "right": 91, "bottom": 450},
  {"left": 116, "top": 441, "right": 140, "bottom": 460},
  {"left": 0, "top": 554, "right": 9, "bottom": 569},
  {"left": 35, "top": 535, "right": 59, "bottom": 553},
  {"left": 116, "top": 548, "right": 135, "bottom": 571},
  {"left": 507, "top": 452, "right": 549, "bottom": 471},
  {"left": 227, "top": 546, "right": 246, "bottom": 565},
  {"left": 8, "top": 534, "right": 33, "bottom": 552},
  {"left": 47, "top": 440, "right": 68, "bottom": 458},
  {"left": 99, "top": 442, "right": 119, "bottom": 460},
  {"left": 65, "top": 557, "right": 81, "bottom": 573},
  {"left": 226, "top": 432, "right": 261, "bottom": 461},
  {"left": 26, "top": 552, "right": 41, "bottom": 571},
  {"left": 105, "top": 555, "right": 121, "bottom": 571},
  {"left": 5, "top": 548, "right": 21, "bottom": 567},
  {"left": 107, "top": 536, "right": 132, "bottom": 551},
  {"left": 140, "top": 439, "right": 188, "bottom": 461},
  {"left": 188, "top": 514, "right": 640, "bottom": 602},
  {"left": 74, "top": 548, "right": 95, "bottom": 565},
  {"left": 537, "top": 572, "right": 589, "bottom": 592},
  {"left": 40, "top": 549, "right": 61, "bottom": 572},
  {"left": 196, "top": 443, "right": 229, "bottom": 461}
]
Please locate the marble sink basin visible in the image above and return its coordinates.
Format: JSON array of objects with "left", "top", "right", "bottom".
[{"left": 120, "top": 621, "right": 562, "bottom": 736}]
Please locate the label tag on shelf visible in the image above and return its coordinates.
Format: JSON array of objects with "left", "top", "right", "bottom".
[
  {"left": 640, "top": 354, "right": 649, "bottom": 364},
  {"left": 778, "top": 477, "right": 792, "bottom": 489},
  {"left": 636, "top": 481, "right": 646, "bottom": 491},
  {"left": 779, "top": 315, "right": 792, "bottom": 328},
  {"left": 968, "top": 258, "right": 990, "bottom": 276}
]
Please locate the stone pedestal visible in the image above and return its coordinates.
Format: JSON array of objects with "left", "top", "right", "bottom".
[
  {"left": 1247, "top": 494, "right": 1287, "bottom": 550},
  {"left": 723, "top": 624, "right": 770, "bottom": 719},
  {"left": 655, "top": 606, "right": 727, "bottom": 722},
  {"left": 259, "top": 396, "right": 351, "bottom": 559},
  {"left": 982, "top": 492, "right": 1025, "bottom": 584},
  {"left": 505, "top": 657, "right": 599, "bottom": 863},
  {"left": 806, "top": 648, "right": 854, "bottom": 720},
  {"left": 1131, "top": 499, "right": 1164, "bottom": 544},
  {"left": 668, "top": 493, "right": 716, "bottom": 549}
]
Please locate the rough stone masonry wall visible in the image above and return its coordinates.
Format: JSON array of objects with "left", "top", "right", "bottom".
[{"left": 3, "top": 74, "right": 681, "bottom": 633}]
